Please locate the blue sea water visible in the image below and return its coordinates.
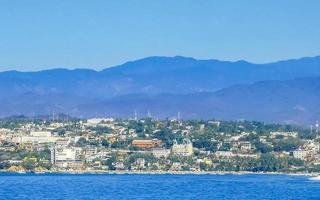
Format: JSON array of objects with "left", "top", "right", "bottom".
[{"left": 0, "top": 173, "right": 319, "bottom": 200}]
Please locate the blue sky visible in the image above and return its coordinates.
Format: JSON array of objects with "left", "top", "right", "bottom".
[{"left": 0, "top": 0, "right": 320, "bottom": 71}]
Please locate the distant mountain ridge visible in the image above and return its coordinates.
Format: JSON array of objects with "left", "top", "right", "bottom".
[
  {"left": 0, "top": 55, "right": 320, "bottom": 125},
  {"left": 1, "top": 55, "right": 320, "bottom": 98},
  {"left": 74, "top": 77, "right": 320, "bottom": 125}
]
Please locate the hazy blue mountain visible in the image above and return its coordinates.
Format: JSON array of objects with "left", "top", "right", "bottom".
[
  {"left": 98, "top": 55, "right": 320, "bottom": 95},
  {"left": 1, "top": 77, "right": 319, "bottom": 125},
  {"left": 0, "top": 56, "right": 320, "bottom": 124},
  {"left": 75, "top": 77, "right": 320, "bottom": 125},
  {"left": 0, "top": 56, "right": 320, "bottom": 100}
]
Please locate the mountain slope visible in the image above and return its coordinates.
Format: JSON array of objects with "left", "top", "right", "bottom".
[
  {"left": 0, "top": 56, "right": 320, "bottom": 100},
  {"left": 0, "top": 56, "right": 320, "bottom": 125},
  {"left": 1, "top": 77, "right": 319, "bottom": 125},
  {"left": 76, "top": 77, "right": 320, "bottom": 125}
]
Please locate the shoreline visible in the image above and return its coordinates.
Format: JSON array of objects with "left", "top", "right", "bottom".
[{"left": 0, "top": 170, "right": 315, "bottom": 176}]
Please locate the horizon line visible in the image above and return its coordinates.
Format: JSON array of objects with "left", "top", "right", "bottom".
[{"left": 0, "top": 54, "right": 319, "bottom": 73}]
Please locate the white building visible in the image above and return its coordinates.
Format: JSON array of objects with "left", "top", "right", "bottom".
[
  {"left": 86, "top": 118, "right": 114, "bottom": 126},
  {"left": 135, "top": 158, "right": 145, "bottom": 169},
  {"left": 0, "top": 134, "right": 5, "bottom": 143},
  {"left": 293, "top": 150, "right": 308, "bottom": 160},
  {"left": 270, "top": 132, "right": 298, "bottom": 139},
  {"left": 152, "top": 148, "right": 171, "bottom": 158},
  {"left": 30, "top": 131, "right": 51, "bottom": 137},
  {"left": 172, "top": 138, "right": 193, "bottom": 156},
  {"left": 85, "top": 147, "right": 98, "bottom": 162},
  {"left": 239, "top": 141, "right": 253, "bottom": 151},
  {"left": 51, "top": 146, "right": 82, "bottom": 168},
  {"left": 215, "top": 151, "right": 234, "bottom": 158},
  {"left": 55, "top": 139, "right": 70, "bottom": 147},
  {"left": 12, "top": 135, "right": 60, "bottom": 144}
]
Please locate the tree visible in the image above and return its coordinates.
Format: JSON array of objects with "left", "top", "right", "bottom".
[
  {"left": 288, "top": 157, "right": 304, "bottom": 166},
  {"left": 273, "top": 139, "right": 301, "bottom": 152},
  {"left": 76, "top": 137, "right": 87, "bottom": 146},
  {"left": 104, "top": 153, "right": 117, "bottom": 170},
  {"left": 101, "top": 139, "right": 109, "bottom": 147},
  {"left": 255, "top": 142, "right": 273, "bottom": 153},
  {"left": 154, "top": 128, "right": 175, "bottom": 148},
  {"left": 91, "top": 126, "right": 112, "bottom": 135}
]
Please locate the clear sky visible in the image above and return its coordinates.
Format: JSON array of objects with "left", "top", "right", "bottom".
[{"left": 0, "top": 0, "right": 320, "bottom": 71}]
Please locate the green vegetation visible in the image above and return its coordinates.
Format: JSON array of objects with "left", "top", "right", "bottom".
[{"left": 0, "top": 117, "right": 317, "bottom": 173}]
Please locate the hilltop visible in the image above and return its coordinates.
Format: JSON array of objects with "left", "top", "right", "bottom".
[{"left": 0, "top": 56, "right": 320, "bottom": 125}]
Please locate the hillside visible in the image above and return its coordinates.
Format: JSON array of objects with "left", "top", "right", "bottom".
[
  {"left": 0, "top": 56, "right": 320, "bottom": 99},
  {"left": 1, "top": 77, "right": 319, "bottom": 125},
  {"left": 73, "top": 77, "right": 320, "bottom": 125},
  {"left": 0, "top": 56, "right": 320, "bottom": 125}
]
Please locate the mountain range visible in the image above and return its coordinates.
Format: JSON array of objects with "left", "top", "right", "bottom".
[{"left": 1, "top": 56, "right": 320, "bottom": 125}]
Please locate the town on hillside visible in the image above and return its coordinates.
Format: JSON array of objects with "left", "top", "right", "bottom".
[{"left": 0, "top": 117, "right": 319, "bottom": 173}]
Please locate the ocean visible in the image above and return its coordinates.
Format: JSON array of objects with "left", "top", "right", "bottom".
[{"left": 0, "top": 173, "right": 319, "bottom": 199}]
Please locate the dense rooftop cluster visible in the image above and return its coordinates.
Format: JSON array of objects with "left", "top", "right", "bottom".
[{"left": 0, "top": 117, "right": 319, "bottom": 173}]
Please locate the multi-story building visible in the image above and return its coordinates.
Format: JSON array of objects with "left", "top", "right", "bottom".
[
  {"left": 215, "top": 151, "right": 234, "bottom": 158},
  {"left": 50, "top": 138, "right": 82, "bottom": 168},
  {"left": 239, "top": 141, "right": 253, "bottom": 151},
  {"left": 51, "top": 146, "right": 83, "bottom": 168},
  {"left": 293, "top": 150, "right": 308, "bottom": 161},
  {"left": 171, "top": 138, "right": 193, "bottom": 156},
  {"left": 152, "top": 148, "right": 171, "bottom": 158},
  {"left": 132, "top": 139, "right": 162, "bottom": 149}
]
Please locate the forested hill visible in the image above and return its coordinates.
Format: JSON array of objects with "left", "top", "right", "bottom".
[
  {"left": 0, "top": 56, "right": 320, "bottom": 125},
  {"left": 0, "top": 56, "right": 320, "bottom": 98}
]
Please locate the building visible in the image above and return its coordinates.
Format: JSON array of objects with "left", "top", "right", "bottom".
[
  {"left": 85, "top": 146, "right": 98, "bottom": 162},
  {"left": 171, "top": 138, "right": 193, "bottom": 156},
  {"left": 239, "top": 141, "right": 253, "bottom": 151},
  {"left": 152, "top": 148, "right": 171, "bottom": 158},
  {"left": 235, "top": 153, "right": 259, "bottom": 158},
  {"left": 55, "top": 139, "right": 70, "bottom": 147},
  {"left": 12, "top": 132, "right": 59, "bottom": 144},
  {"left": 50, "top": 139, "right": 82, "bottom": 168},
  {"left": 135, "top": 158, "right": 145, "bottom": 169},
  {"left": 0, "top": 134, "right": 5, "bottom": 143},
  {"left": 270, "top": 132, "right": 298, "bottom": 139},
  {"left": 51, "top": 146, "right": 83, "bottom": 168},
  {"left": 86, "top": 118, "right": 114, "bottom": 126},
  {"left": 30, "top": 131, "right": 51, "bottom": 137},
  {"left": 293, "top": 150, "right": 308, "bottom": 160},
  {"left": 132, "top": 139, "right": 162, "bottom": 149},
  {"left": 303, "top": 141, "right": 320, "bottom": 152},
  {"left": 215, "top": 151, "right": 234, "bottom": 158}
]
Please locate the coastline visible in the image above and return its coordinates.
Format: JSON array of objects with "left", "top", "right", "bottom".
[{"left": 0, "top": 169, "right": 314, "bottom": 176}]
